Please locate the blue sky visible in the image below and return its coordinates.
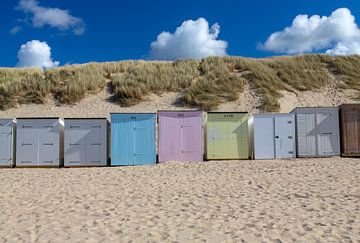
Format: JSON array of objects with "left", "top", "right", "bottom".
[{"left": 1, "top": 0, "right": 360, "bottom": 67}]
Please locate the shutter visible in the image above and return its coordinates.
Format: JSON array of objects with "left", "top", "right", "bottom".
[
  {"left": 254, "top": 116, "right": 275, "bottom": 159},
  {"left": 316, "top": 110, "right": 340, "bottom": 156},
  {"left": 158, "top": 112, "right": 183, "bottom": 162},
  {"left": 297, "top": 113, "right": 316, "bottom": 157},
  {"left": 111, "top": 115, "right": 134, "bottom": 165},
  {"left": 18, "top": 123, "right": 38, "bottom": 165},
  {"left": 275, "top": 115, "right": 296, "bottom": 159},
  {"left": 134, "top": 123, "right": 146, "bottom": 164},
  {"left": 0, "top": 121, "right": 13, "bottom": 166},
  {"left": 181, "top": 113, "right": 203, "bottom": 161},
  {"left": 207, "top": 118, "right": 229, "bottom": 159},
  {"left": 64, "top": 123, "right": 87, "bottom": 166},
  {"left": 38, "top": 122, "right": 59, "bottom": 166},
  {"left": 344, "top": 109, "right": 359, "bottom": 154},
  {"left": 133, "top": 117, "right": 153, "bottom": 165},
  {"left": 86, "top": 123, "right": 104, "bottom": 166}
]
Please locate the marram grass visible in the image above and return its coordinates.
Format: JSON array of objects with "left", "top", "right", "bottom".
[{"left": 0, "top": 54, "right": 359, "bottom": 112}]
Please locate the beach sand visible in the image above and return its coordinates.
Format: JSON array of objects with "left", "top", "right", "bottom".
[{"left": 0, "top": 157, "right": 359, "bottom": 242}]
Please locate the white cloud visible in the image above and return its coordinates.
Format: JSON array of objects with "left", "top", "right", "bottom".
[
  {"left": 150, "top": 18, "right": 228, "bottom": 60},
  {"left": 16, "top": 0, "right": 85, "bottom": 35},
  {"left": 326, "top": 41, "right": 360, "bottom": 55},
  {"left": 17, "top": 40, "right": 60, "bottom": 69},
  {"left": 10, "top": 25, "right": 22, "bottom": 34},
  {"left": 259, "top": 8, "right": 360, "bottom": 55}
]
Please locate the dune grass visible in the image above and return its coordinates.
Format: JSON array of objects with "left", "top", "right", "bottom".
[
  {"left": 110, "top": 60, "right": 199, "bottom": 105},
  {"left": 0, "top": 68, "right": 46, "bottom": 110},
  {"left": 0, "top": 54, "right": 359, "bottom": 112}
]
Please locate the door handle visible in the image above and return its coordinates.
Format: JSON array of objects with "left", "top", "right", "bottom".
[{"left": 275, "top": 136, "right": 279, "bottom": 138}]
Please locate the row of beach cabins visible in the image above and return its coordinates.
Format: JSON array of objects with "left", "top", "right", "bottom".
[{"left": 0, "top": 104, "right": 360, "bottom": 167}]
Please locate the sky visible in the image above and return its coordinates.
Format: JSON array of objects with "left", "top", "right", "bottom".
[{"left": 1, "top": 0, "right": 360, "bottom": 68}]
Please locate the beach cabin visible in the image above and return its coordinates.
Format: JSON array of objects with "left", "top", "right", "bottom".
[
  {"left": 206, "top": 112, "right": 248, "bottom": 160},
  {"left": 339, "top": 104, "right": 360, "bottom": 157},
  {"left": 158, "top": 111, "right": 203, "bottom": 162},
  {"left": 291, "top": 107, "right": 340, "bottom": 157},
  {"left": 249, "top": 114, "right": 296, "bottom": 159},
  {"left": 111, "top": 113, "right": 156, "bottom": 166},
  {"left": 64, "top": 118, "right": 108, "bottom": 167},
  {"left": 0, "top": 118, "right": 16, "bottom": 167},
  {"left": 16, "top": 118, "right": 63, "bottom": 167}
]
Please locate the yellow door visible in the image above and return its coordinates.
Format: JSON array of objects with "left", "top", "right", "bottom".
[{"left": 206, "top": 113, "right": 248, "bottom": 160}]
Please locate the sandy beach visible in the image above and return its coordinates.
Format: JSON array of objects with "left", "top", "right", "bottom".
[{"left": 0, "top": 157, "right": 359, "bottom": 242}]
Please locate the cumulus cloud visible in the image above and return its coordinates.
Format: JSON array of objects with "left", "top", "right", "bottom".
[
  {"left": 16, "top": 0, "right": 85, "bottom": 35},
  {"left": 17, "top": 40, "right": 60, "bottom": 69},
  {"left": 326, "top": 41, "right": 360, "bottom": 55},
  {"left": 149, "top": 18, "right": 228, "bottom": 60},
  {"left": 259, "top": 8, "right": 360, "bottom": 55}
]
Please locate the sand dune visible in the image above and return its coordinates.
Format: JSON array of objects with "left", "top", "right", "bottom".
[
  {"left": 0, "top": 158, "right": 359, "bottom": 242},
  {"left": 0, "top": 80, "right": 357, "bottom": 119}
]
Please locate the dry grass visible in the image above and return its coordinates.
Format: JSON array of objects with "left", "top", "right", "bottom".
[
  {"left": 324, "top": 55, "right": 360, "bottom": 94},
  {"left": 1, "top": 55, "right": 360, "bottom": 112},
  {"left": 110, "top": 60, "right": 199, "bottom": 105},
  {"left": 0, "top": 68, "right": 46, "bottom": 110}
]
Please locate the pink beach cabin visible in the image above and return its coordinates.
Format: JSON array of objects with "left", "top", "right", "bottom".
[{"left": 158, "top": 111, "right": 203, "bottom": 162}]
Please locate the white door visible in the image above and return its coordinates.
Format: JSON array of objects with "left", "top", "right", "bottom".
[
  {"left": 86, "top": 124, "right": 103, "bottom": 165},
  {"left": 0, "top": 121, "right": 13, "bottom": 166},
  {"left": 65, "top": 123, "right": 87, "bottom": 166},
  {"left": 297, "top": 113, "right": 317, "bottom": 157},
  {"left": 38, "top": 123, "right": 59, "bottom": 166},
  {"left": 275, "top": 115, "right": 296, "bottom": 158},
  {"left": 18, "top": 124, "right": 38, "bottom": 166},
  {"left": 254, "top": 116, "right": 275, "bottom": 159},
  {"left": 316, "top": 112, "right": 340, "bottom": 156}
]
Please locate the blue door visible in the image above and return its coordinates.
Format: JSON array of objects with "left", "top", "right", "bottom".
[{"left": 111, "top": 114, "right": 156, "bottom": 166}]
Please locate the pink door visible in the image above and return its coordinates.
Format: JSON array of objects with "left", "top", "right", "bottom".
[
  {"left": 182, "top": 112, "right": 203, "bottom": 161},
  {"left": 158, "top": 111, "right": 203, "bottom": 162},
  {"left": 158, "top": 112, "right": 183, "bottom": 162}
]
